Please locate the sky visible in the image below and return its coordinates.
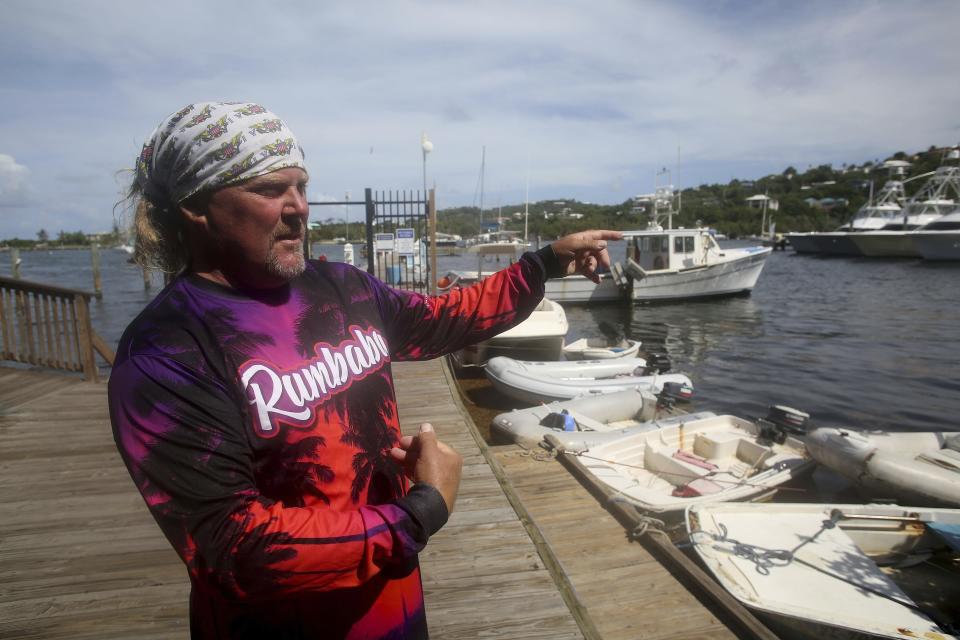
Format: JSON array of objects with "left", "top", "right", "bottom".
[{"left": 1, "top": 0, "right": 959, "bottom": 239}]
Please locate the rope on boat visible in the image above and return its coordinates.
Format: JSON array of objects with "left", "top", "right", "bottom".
[
  {"left": 571, "top": 450, "right": 809, "bottom": 493},
  {"left": 687, "top": 518, "right": 935, "bottom": 616}
]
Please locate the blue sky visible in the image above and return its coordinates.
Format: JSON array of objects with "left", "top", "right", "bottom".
[{"left": 1, "top": 0, "right": 958, "bottom": 239}]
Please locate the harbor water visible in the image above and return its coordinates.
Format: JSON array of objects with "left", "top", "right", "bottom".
[{"left": 3, "top": 241, "right": 959, "bottom": 434}]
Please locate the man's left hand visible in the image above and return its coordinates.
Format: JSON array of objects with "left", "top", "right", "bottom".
[{"left": 551, "top": 230, "right": 623, "bottom": 283}]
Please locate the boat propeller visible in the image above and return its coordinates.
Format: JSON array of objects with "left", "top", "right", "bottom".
[{"left": 757, "top": 405, "right": 811, "bottom": 444}]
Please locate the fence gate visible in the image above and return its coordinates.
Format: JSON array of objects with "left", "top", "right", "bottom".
[
  {"left": 308, "top": 188, "right": 437, "bottom": 294},
  {"left": 363, "top": 188, "right": 436, "bottom": 295}
]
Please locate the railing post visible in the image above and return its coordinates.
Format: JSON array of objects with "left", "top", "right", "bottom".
[
  {"left": 91, "top": 243, "right": 103, "bottom": 298},
  {"left": 73, "top": 295, "right": 98, "bottom": 382},
  {"left": 11, "top": 248, "right": 21, "bottom": 279},
  {"left": 364, "top": 188, "right": 376, "bottom": 276}
]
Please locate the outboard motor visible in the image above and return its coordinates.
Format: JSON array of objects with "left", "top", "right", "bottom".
[
  {"left": 757, "top": 405, "right": 810, "bottom": 445},
  {"left": 656, "top": 381, "right": 694, "bottom": 411},
  {"left": 646, "top": 352, "right": 672, "bottom": 373},
  {"left": 766, "top": 405, "right": 810, "bottom": 436}
]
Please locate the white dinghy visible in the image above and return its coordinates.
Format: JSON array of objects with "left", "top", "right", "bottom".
[
  {"left": 686, "top": 502, "right": 960, "bottom": 640},
  {"left": 484, "top": 355, "right": 692, "bottom": 405},
  {"left": 561, "top": 337, "right": 641, "bottom": 360},
  {"left": 805, "top": 428, "right": 960, "bottom": 508},
  {"left": 569, "top": 407, "right": 813, "bottom": 517},
  {"left": 491, "top": 385, "right": 714, "bottom": 449}
]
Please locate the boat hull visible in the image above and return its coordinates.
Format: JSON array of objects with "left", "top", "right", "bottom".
[
  {"left": 687, "top": 502, "right": 960, "bottom": 640},
  {"left": 805, "top": 427, "right": 960, "bottom": 508},
  {"left": 913, "top": 232, "right": 960, "bottom": 260},
  {"left": 849, "top": 232, "right": 920, "bottom": 258},
  {"left": 545, "top": 274, "right": 623, "bottom": 303},
  {"left": 628, "top": 248, "right": 770, "bottom": 302},
  {"left": 484, "top": 356, "right": 693, "bottom": 405}
]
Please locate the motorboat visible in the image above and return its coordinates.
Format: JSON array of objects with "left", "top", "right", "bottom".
[
  {"left": 786, "top": 176, "right": 906, "bottom": 256},
  {"left": 490, "top": 386, "right": 716, "bottom": 448},
  {"left": 911, "top": 210, "right": 960, "bottom": 261},
  {"left": 484, "top": 355, "right": 693, "bottom": 405},
  {"left": 620, "top": 182, "right": 771, "bottom": 301},
  {"left": 850, "top": 160, "right": 960, "bottom": 258},
  {"left": 805, "top": 427, "right": 960, "bottom": 508},
  {"left": 621, "top": 227, "right": 770, "bottom": 301},
  {"left": 571, "top": 406, "right": 813, "bottom": 516},
  {"left": 451, "top": 297, "right": 568, "bottom": 368},
  {"left": 686, "top": 502, "right": 960, "bottom": 640},
  {"left": 562, "top": 337, "right": 641, "bottom": 360}
]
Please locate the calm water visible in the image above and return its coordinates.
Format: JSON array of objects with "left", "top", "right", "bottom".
[{"left": 4, "top": 242, "right": 958, "bottom": 433}]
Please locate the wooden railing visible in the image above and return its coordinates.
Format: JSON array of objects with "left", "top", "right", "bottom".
[{"left": 0, "top": 276, "right": 115, "bottom": 382}]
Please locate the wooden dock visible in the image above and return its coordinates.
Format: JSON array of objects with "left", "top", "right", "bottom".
[{"left": 1, "top": 359, "right": 758, "bottom": 639}]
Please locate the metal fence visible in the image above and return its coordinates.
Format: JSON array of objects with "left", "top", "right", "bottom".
[{"left": 309, "top": 188, "right": 437, "bottom": 295}]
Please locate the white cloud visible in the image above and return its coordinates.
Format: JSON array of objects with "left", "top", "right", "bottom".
[
  {"left": 1, "top": 0, "right": 959, "bottom": 236},
  {"left": 0, "top": 154, "right": 30, "bottom": 207}
]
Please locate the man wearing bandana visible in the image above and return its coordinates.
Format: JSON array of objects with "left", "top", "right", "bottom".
[{"left": 110, "top": 101, "right": 620, "bottom": 639}]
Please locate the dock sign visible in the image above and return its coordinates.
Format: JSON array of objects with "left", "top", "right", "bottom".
[
  {"left": 396, "top": 228, "right": 416, "bottom": 255},
  {"left": 375, "top": 233, "right": 394, "bottom": 251}
]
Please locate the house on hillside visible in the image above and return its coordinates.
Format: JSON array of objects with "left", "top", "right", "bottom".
[{"left": 745, "top": 194, "right": 779, "bottom": 211}]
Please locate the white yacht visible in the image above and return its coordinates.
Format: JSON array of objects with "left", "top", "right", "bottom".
[
  {"left": 850, "top": 154, "right": 960, "bottom": 258},
  {"left": 786, "top": 161, "right": 909, "bottom": 256},
  {"left": 913, "top": 210, "right": 960, "bottom": 260}
]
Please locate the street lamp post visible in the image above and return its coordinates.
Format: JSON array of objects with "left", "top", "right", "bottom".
[{"left": 421, "top": 132, "right": 433, "bottom": 196}]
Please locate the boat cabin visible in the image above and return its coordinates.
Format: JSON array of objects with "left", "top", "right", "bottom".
[{"left": 625, "top": 229, "right": 722, "bottom": 272}]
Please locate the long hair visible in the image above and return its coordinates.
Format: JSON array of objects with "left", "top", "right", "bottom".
[{"left": 117, "top": 177, "right": 189, "bottom": 275}]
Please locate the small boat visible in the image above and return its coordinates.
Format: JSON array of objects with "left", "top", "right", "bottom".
[
  {"left": 686, "top": 502, "right": 960, "bottom": 640},
  {"left": 805, "top": 427, "right": 960, "bottom": 508},
  {"left": 621, "top": 182, "right": 770, "bottom": 301},
  {"left": 572, "top": 406, "right": 813, "bottom": 516},
  {"left": 491, "top": 385, "right": 715, "bottom": 448},
  {"left": 452, "top": 297, "right": 568, "bottom": 368},
  {"left": 484, "top": 355, "right": 693, "bottom": 405},
  {"left": 562, "top": 337, "right": 641, "bottom": 360}
]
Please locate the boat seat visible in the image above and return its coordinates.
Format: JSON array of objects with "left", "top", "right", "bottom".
[
  {"left": 643, "top": 444, "right": 711, "bottom": 487},
  {"left": 566, "top": 409, "right": 613, "bottom": 432}
]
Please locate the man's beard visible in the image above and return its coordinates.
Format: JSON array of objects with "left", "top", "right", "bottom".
[{"left": 266, "top": 241, "right": 306, "bottom": 281}]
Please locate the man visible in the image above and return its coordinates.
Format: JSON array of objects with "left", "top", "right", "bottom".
[{"left": 110, "top": 101, "right": 620, "bottom": 639}]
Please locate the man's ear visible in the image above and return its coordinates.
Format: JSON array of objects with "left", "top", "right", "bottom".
[{"left": 178, "top": 192, "right": 210, "bottom": 230}]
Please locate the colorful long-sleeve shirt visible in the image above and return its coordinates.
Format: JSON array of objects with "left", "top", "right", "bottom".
[{"left": 108, "top": 247, "right": 560, "bottom": 639}]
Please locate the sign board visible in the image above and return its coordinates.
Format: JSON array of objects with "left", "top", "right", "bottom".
[
  {"left": 375, "top": 233, "right": 394, "bottom": 251},
  {"left": 396, "top": 228, "right": 416, "bottom": 255}
]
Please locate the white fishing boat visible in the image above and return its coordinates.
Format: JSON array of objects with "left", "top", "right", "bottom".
[
  {"left": 439, "top": 172, "right": 770, "bottom": 304},
  {"left": 805, "top": 427, "right": 960, "bottom": 508},
  {"left": 484, "top": 355, "right": 693, "bottom": 405},
  {"left": 686, "top": 502, "right": 960, "bottom": 640},
  {"left": 786, "top": 173, "right": 907, "bottom": 256},
  {"left": 491, "top": 386, "right": 716, "bottom": 448},
  {"left": 571, "top": 407, "right": 813, "bottom": 516},
  {"left": 562, "top": 337, "right": 641, "bottom": 360},
  {"left": 451, "top": 297, "right": 568, "bottom": 368},
  {"left": 911, "top": 209, "right": 960, "bottom": 261},
  {"left": 849, "top": 156, "right": 960, "bottom": 258},
  {"left": 620, "top": 181, "right": 771, "bottom": 301}
]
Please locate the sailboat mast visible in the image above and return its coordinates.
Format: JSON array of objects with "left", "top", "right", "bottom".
[
  {"left": 524, "top": 166, "right": 530, "bottom": 245},
  {"left": 479, "top": 146, "right": 486, "bottom": 235}
]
